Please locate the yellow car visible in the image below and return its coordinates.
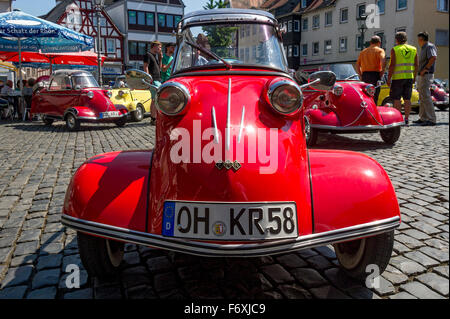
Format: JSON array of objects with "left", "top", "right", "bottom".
[
  {"left": 377, "top": 84, "right": 420, "bottom": 112},
  {"left": 110, "top": 76, "right": 152, "bottom": 122}
]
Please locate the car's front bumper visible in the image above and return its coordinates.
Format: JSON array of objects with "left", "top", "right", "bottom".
[
  {"left": 310, "top": 121, "right": 404, "bottom": 132},
  {"left": 61, "top": 214, "right": 400, "bottom": 257}
]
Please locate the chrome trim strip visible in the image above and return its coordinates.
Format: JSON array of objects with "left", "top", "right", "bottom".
[
  {"left": 212, "top": 106, "right": 220, "bottom": 144},
  {"left": 310, "top": 122, "right": 405, "bottom": 131},
  {"left": 238, "top": 106, "right": 245, "bottom": 144},
  {"left": 226, "top": 78, "right": 231, "bottom": 151},
  {"left": 61, "top": 215, "right": 400, "bottom": 257}
]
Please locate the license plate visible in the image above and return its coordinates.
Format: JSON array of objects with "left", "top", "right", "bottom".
[
  {"left": 162, "top": 201, "right": 298, "bottom": 241},
  {"left": 100, "top": 111, "right": 119, "bottom": 119}
]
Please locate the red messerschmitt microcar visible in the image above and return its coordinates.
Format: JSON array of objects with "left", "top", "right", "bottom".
[
  {"left": 297, "top": 63, "right": 405, "bottom": 147},
  {"left": 62, "top": 9, "right": 401, "bottom": 281},
  {"left": 31, "top": 70, "right": 128, "bottom": 131}
]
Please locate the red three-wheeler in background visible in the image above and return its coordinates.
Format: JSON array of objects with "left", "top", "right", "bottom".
[{"left": 62, "top": 9, "right": 401, "bottom": 281}]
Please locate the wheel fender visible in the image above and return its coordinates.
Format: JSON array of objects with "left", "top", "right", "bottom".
[
  {"left": 65, "top": 106, "right": 94, "bottom": 119},
  {"left": 63, "top": 150, "right": 153, "bottom": 232},
  {"left": 305, "top": 109, "right": 340, "bottom": 127},
  {"left": 309, "top": 149, "right": 400, "bottom": 233},
  {"left": 377, "top": 106, "right": 404, "bottom": 126},
  {"left": 114, "top": 104, "right": 129, "bottom": 115}
]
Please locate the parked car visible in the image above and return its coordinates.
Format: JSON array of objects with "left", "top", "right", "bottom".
[
  {"left": 62, "top": 9, "right": 400, "bottom": 281},
  {"left": 377, "top": 82, "right": 420, "bottom": 112},
  {"left": 297, "top": 63, "right": 405, "bottom": 146},
  {"left": 109, "top": 75, "right": 152, "bottom": 122},
  {"left": 430, "top": 82, "right": 449, "bottom": 111},
  {"left": 31, "top": 70, "right": 128, "bottom": 130}
]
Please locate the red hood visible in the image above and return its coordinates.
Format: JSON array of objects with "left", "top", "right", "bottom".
[{"left": 147, "top": 72, "right": 313, "bottom": 236}]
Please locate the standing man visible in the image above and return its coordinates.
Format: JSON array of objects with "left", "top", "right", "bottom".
[
  {"left": 356, "top": 35, "right": 386, "bottom": 103},
  {"left": 161, "top": 43, "right": 176, "bottom": 83},
  {"left": 387, "top": 32, "right": 418, "bottom": 125},
  {"left": 143, "top": 41, "right": 163, "bottom": 124},
  {"left": 414, "top": 32, "right": 438, "bottom": 126}
]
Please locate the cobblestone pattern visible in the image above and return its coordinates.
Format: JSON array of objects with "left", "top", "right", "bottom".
[{"left": 0, "top": 111, "right": 448, "bottom": 299}]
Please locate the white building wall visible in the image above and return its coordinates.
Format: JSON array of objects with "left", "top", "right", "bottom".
[{"left": 299, "top": 0, "right": 416, "bottom": 68}]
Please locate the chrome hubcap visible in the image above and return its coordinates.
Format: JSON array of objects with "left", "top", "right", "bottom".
[
  {"left": 106, "top": 240, "right": 123, "bottom": 267},
  {"left": 334, "top": 238, "right": 366, "bottom": 270}
]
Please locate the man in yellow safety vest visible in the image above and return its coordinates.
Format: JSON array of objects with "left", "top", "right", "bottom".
[{"left": 387, "top": 32, "right": 419, "bottom": 126}]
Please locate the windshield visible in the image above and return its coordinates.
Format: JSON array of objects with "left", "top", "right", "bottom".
[
  {"left": 319, "top": 64, "right": 360, "bottom": 80},
  {"left": 71, "top": 75, "right": 99, "bottom": 89},
  {"left": 173, "top": 23, "right": 288, "bottom": 73}
]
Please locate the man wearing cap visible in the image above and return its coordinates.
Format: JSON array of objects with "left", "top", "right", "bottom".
[
  {"left": 356, "top": 35, "right": 386, "bottom": 103},
  {"left": 387, "top": 32, "right": 418, "bottom": 125},
  {"left": 414, "top": 32, "right": 438, "bottom": 126}
]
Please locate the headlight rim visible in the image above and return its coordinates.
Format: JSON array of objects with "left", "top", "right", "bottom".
[
  {"left": 364, "top": 84, "right": 376, "bottom": 97},
  {"left": 87, "top": 91, "right": 94, "bottom": 99},
  {"left": 267, "top": 80, "right": 303, "bottom": 115},
  {"left": 156, "top": 82, "right": 191, "bottom": 116},
  {"left": 333, "top": 84, "right": 344, "bottom": 96}
]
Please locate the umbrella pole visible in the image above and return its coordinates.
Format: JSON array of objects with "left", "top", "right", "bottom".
[{"left": 18, "top": 38, "right": 25, "bottom": 121}]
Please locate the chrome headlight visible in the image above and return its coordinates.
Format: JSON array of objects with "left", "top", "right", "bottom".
[
  {"left": 156, "top": 82, "right": 190, "bottom": 115},
  {"left": 333, "top": 85, "right": 344, "bottom": 96},
  {"left": 106, "top": 90, "right": 112, "bottom": 98},
  {"left": 87, "top": 91, "right": 94, "bottom": 99},
  {"left": 364, "top": 84, "right": 375, "bottom": 97},
  {"left": 268, "top": 80, "right": 303, "bottom": 115}
]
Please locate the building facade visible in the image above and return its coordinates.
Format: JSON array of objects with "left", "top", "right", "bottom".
[
  {"left": 0, "top": 0, "right": 12, "bottom": 12},
  {"left": 297, "top": 0, "right": 449, "bottom": 79},
  {"left": 263, "top": 0, "right": 314, "bottom": 70},
  {"left": 45, "top": 0, "right": 125, "bottom": 83},
  {"left": 106, "top": 0, "right": 184, "bottom": 70}
]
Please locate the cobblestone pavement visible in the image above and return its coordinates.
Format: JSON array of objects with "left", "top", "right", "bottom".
[{"left": 0, "top": 111, "right": 448, "bottom": 299}]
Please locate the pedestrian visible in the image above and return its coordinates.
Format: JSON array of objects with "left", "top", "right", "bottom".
[
  {"left": 414, "top": 32, "right": 438, "bottom": 126},
  {"left": 387, "top": 32, "right": 418, "bottom": 126},
  {"left": 356, "top": 35, "right": 386, "bottom": 103},
  {"left": 161, "top": 43, "right": 176, "bottom": 82},
  {"left": 143, "top": 41, "right": 163, "bottom": 124}
]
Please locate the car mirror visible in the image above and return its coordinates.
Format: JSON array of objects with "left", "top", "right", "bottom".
[
  {"left": 125, "top": 69, "right": 153, "bottom": 90},
  {"left": 377, "top": 80, "right": 384, "bottom": 87},
  {"left": 308, "top": 71, "right": 337, "bottom": 91}
]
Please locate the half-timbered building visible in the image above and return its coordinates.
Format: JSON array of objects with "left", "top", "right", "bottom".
[{"left": 44, "top": 0, "right": 125, "bottom": 83}]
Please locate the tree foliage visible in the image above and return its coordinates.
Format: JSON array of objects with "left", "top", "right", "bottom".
[{"left": 202, "top": 0, "right": 235, "bottom": 57}]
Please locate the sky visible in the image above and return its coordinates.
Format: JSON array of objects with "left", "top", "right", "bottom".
[{"left": 13, "top": 0, "right": 206, "bottom": 17}]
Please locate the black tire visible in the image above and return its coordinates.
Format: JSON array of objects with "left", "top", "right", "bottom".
[
  {"left": 305, "top": 117, "right": 318, "bottom": 147},
  {"left": 381, "top": 97, "right": 394, "bottom": 106},
  {"left": 43, "top": 116, "right": 54, "bottom": 126},
  {"left": 334, "top": 230, "right": 394, "bottom": 281},
  {"left": 132, "top": 105, "right": 144, "bottom": 122},
  {"left": 77, "top": 232, "right": 124, "bottom": 280},
  {"left": 65, "top": 113, "right": 80, "bottom": 131},
  {"left": 380, "top": 126, "right": 401, "bottom": 145},
  {"left": 115, "top": 117, "right": 127, "bottom": 127},
  {"left": 437, "top": 105, "right": 449, "bottom": 111}
]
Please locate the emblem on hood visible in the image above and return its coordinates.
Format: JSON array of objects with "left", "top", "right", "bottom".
[{"left": 215, "top": 160, "right": 241, "bottom": 172}]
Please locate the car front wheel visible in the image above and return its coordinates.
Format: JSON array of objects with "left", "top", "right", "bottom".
[
  {"left": 334, "top": 230, "right": 394, "bottom": 281},
  {"left": 132, "top": 105, "right": 144, "bottom": 122},
  {"left": 380, "top": 127, "right": 401, "bottom": 145},
  {"left": 115, "top": 117, "right": 127, "bottom": 127},
  {"left": 305, "top": 117, "right": 318, "bottom": 147},
  {"left": 77, "top": 232, "right": 124, "bottom": 280},
  {"left": 65, "top": 113, "right": 80, "bottom": 131}
]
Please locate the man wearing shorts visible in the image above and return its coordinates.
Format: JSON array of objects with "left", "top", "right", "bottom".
[{"left": 387, "top": 32, "right": 418, "bottom": 125}]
